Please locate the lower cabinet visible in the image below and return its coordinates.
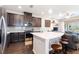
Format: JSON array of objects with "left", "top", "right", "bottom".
[
  {"left": 10, "top": 32, "right": 25, "bottom": 43},
  {"left": 18, "top": 32, "right": 25, "bottom": 42}
]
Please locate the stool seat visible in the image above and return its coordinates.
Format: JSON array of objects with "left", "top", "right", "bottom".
[{"left": 51, "top": 44, "right": 62, "bottom": 53}]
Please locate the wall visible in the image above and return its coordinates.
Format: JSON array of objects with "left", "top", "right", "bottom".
[
  {"left": 58, "top": 22, "right": 65, "bottom": 32},
  {"left": 50, "top": 19, "right": 65, "bottom": 32}
]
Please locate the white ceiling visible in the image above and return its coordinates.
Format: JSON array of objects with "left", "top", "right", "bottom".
[{"left": 2, "top": 5, "right": 79, "bottom": 20}]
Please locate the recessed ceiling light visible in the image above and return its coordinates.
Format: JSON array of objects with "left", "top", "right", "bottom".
[
  {"left": 18, "top": 6, "right": 22, "bottom": 9},
  {"left": 57, "top": 13, "right": 64, "bottom": 19},
  {"left": 48, "top": 9, "right": 53, "bottom": 14}
]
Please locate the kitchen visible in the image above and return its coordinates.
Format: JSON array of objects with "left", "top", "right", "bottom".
[{"left": 0, "top": 5, "right": 79, "bottom": 54}]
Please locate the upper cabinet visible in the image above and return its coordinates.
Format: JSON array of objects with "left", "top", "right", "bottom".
[
  {"left": 19, "top": 15, "right": 24, "bottom": 26},
  {"left": 7, "top": 13, "right": 24, "bottom": 27},
  {"left": 14, "top": 14, "right": 24, "bottom": 26},
  {"left": 24, "top": 12, "right": 32, "bottom": 24},
  {"left": 32, "top": 17, "right": 41, "bottom": 27},
  {"left": 7, "top": 12, "right": 42, "bottom": 27},
  {"left": 7, "top": 13, "right": 15, "bottom": 26},
  {"left": 7, "top": 12, "right": 32, "bottom": 27},
  {"left": 45, "top": 20, "right": 50, "bottom": 27}
]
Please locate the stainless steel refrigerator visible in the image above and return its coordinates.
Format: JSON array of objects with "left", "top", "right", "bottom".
[{"left": 0, "top": 16, "right": 7, "bottom": 54}]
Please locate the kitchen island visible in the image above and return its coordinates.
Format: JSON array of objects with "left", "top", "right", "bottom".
[{"left": 32, "top": 32, "right": 64, "bottom": 54}]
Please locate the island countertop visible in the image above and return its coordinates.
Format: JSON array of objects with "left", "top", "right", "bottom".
[
  {"left": 32, "top": 32, "right": 64, "bottom": 54},
  {"left": 32, "top": 32, "right": 64, "bottom": 40}
]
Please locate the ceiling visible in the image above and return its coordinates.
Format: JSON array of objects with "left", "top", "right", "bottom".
[{"left": 2, "top": 5, "right": 79, "bottom": 20}]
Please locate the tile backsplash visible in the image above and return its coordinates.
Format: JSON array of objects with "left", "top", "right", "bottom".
[{"left": 7, "top": 27, "right": 52, "bottom": 32}]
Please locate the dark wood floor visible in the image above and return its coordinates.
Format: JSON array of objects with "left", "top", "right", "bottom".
[
  {"left": 4, "top": 42, "right": 34, "bottom": 54},
  {"left": 4, "top": 41, "right": 79, "bottom": 54}
]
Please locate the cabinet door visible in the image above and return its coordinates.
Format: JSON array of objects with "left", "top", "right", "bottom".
[
  {"left": 24, "top": 12, "right": 32, "bottom": 24},
  {"left": 14, "top": 14, "right": 24, "bottom": 27},
  {"left": 36, "top": 18, "right": 41, "bottom": 27},
  {"left": 32, "top": 17, "right": 36, "bottom": 27},
  {"left": 32, "top": 17, "right": 41, "bottom": 27},
  {"left": 10, "top": 33, "right": 19, "bottom": 43},
  {"left": 18, "top": 32, "right": 25, "bottom": 42},
  {"left": 14, "top": 14, "right": 20, "bottom": 26},
  {"left": 7, "top": 13, "right": 14, "bottom": 26},
  {"left": 7, "top": 13, "right": 24, "bottom": 27},
  {"left": 19, "top": 15, "right": 24, "bottom": 26},
  {"left": 45, "top": 20, "right": 50, "bottom": 27}
]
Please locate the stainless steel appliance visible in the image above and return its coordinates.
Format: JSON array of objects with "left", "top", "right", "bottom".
[{"left": 0, "top": 16, "right": 7, "bottom": 54}]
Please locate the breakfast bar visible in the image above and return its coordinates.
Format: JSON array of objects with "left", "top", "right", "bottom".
[{"left": 32, "top": 32, "right": 64, "bottom": 54}]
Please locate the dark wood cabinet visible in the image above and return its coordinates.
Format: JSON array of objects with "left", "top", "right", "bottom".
[
  {"left": 10, "top": 33, "right": 18, "bottom": 43},
  {"left": 19, "top": 15, "right": 24, "bottom": 26},
  {"left": 14, "top": 14, "right": 19, "bottom": 26},
  {"left": 7, "top": 13, "right": 15, "bottom": 26},
  {"left": 14, "top": 15, "right": 24, "bottom": 26},
  {"left": 7, "top": 13, "right": 24, "bottom": 27},
  {"left": 18, "top": 32, "right": 25, "bottom": 42},
  {"left": 7, "top": 12, "right": 42, "bottom": 27},
  {"left": 10, "top": 32, "right": 25, "bottom": 43},
  {"left": 45, "top": 20, "right": 51, "bottom": 27},
  {"left": 32, "top": 17, "right": 41, "bottom": 27},
  {"left": 24, "top": 12, "right": 32, "bottom": 24}
]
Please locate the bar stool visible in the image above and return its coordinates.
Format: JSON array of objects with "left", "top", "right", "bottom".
[
  {"left": 51, "top": 44, "right": 62, "bottom": 54},
  {"left": 60, "top": 35, "right": 69, "bottom": 53},
  {"left": 60, "top": 40, "right": 69, "bottom": 54}
]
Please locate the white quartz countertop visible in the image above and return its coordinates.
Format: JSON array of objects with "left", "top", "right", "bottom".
[{"left": 32, "top": 32, "right": 64, "bottom": 40}]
